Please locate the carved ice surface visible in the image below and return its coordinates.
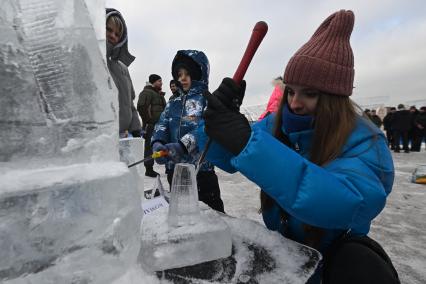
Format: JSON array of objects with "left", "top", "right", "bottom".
[
  {"left": 0, "top": 0, "right": 118, "bottom": 169},
  {"left": 139, "top": 163, "right": 232, "bottom": 272},
  {"left": 168, "top": 163, "right": 200, "bottom": 227},
  {"left": 0, "top": 0, "right": 142, "bottom": 283},
  {"left": 0, "top": 163, "right": 142, "bottom": 284},
  {"left": 140, "top": 204, "right": 233, "bottom": 272}
]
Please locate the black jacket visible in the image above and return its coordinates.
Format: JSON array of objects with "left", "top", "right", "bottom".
[
  {"left": 415, "top": 112, "right": 426, "bottom": 128},
  {"left": 391, "top": 110, "right": 412, "bottom": 132},
  {"left": 383, "top": 112, "right": 394, "bottom": 131}
]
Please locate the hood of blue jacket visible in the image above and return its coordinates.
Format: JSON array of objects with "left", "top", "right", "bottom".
[{"left": 172, "top": 50, "right": 210, "bottom": 87}]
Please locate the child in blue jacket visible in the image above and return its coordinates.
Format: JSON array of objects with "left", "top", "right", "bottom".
[
  {"left": 151, "top": 50, "right": 224, "bottom": 213},
  {"left": 200, "top": 10, "right": 399, "bottom": 284}
]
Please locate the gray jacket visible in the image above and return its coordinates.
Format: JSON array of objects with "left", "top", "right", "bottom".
[{"left": 106, "top": 9, "right": 141, "bottom": 134}]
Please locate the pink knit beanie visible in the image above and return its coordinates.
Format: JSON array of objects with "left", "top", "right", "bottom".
[{"left": 283, "top": 10, "right": 355, "bottom": 96}]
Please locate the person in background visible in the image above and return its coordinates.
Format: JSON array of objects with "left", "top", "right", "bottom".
[
  {"left": 409, "top": 106, "right": 421, "bottom": 152},
  {"left": 383, "top": 107, "right": 396, "bottom": 149},
  {"left": 391, "top": 104, "right": 412, "bottom": 153},
  {"left": 370, "top": 109, "right": 382, "bottom": 129},
  {"left": 106, "top": 8, "right": 141, "bottom": 138},
  {"left": 200, "top": 10, "right": 398, "bottom": 283},
  {"left": 151, "top": 50, "right": 224, "bottom": 213},
  {"left": 169, "top": 79, "right": 180, "bottom": 101},
  {"left": 363, "top": 108, "right": 371, "bottom": 119},
  {"left": 137, "top": 74, "right": 166, "bottom": 177},
  {"left": 258, "top": 76, "right": 285, "bottom": 120},
  {"left": 414, "top": 106, "right": 426, "bottom": 151}
]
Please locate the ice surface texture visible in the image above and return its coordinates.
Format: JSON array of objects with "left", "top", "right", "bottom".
[
  {"left": 0, "top": 163, "right": 142, "bottom": 284},
  {"left": 168, "top": 163, "right": 200, "bottom": 227},
  {"left": 0, "top": 0, "right": 118, "bottom": 169},
  {"left": 140, "top": 163, "right": 232, "bottom": 271},
  {"left": 140, "top": 204, "right": 232, "bottom": 272}
]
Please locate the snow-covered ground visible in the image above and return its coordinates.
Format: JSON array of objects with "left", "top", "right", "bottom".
[
  {"left": 147, "top": 149, "right": 426, "bottom": 283},
  {"left": 370, "top": 151, "right": 426, "bottom": 284}
]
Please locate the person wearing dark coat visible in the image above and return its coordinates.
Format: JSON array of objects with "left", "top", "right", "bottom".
[
  {"left": 370, "top": 110, "right": 382, "bottom": 129},
  {"left": 414, "top": 106, "right": 426, "bottom": 151},
  {"left": 391, "top": 104, "right": 412, "bottom": 153},
  {"left": 409, "top": 106, "right": 421, "bottom": 151},
  {"left": 106, "top": 8, "right": 141, "bottom": 137},
  {"left": 383, "top": 107, "right": 396, "bottom": 149},
  {"left": 137, "top": 74, "right": 167, "bottom": 177},
  {"left": 168, "top": 80, "right": 180, "bottom": 101}
]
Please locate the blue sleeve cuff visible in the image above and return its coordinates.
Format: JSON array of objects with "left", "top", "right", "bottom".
[{"left": 196, "top": 122, "right": 237, "bottom": 173}]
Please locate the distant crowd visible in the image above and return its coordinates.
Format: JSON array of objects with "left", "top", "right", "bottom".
[{"left": 364, "top": 105, "right": 426, "bottom": 153}]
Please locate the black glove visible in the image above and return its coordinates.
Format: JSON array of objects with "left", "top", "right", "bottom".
[
  {"left": 213, "top": 78, "right": 246, "bottom": 112},
  {"left": 203, "top": 91, "right": 251, "bottom": 155}
]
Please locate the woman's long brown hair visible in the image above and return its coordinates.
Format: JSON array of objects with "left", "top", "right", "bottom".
[{"left": 260, "top": 87, "right": 357, "bottom": 248}]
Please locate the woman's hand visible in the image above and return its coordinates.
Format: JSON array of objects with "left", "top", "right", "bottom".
[{"left": 203, "top": 86, "right": 251, "bottom": 156}]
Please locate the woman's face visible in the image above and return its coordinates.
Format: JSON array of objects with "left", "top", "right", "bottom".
[
  {"left": 177, "top": 68, "right": 192, "bottom": 91},
  {"left": 286, "top": 84, "right": 320, "bottom": 116},
  {"left": 106, "top": 19, "right": 121, "bottom": 46}
]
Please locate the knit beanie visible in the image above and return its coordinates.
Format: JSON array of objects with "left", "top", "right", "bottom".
[
  {"left": 149, "top": 74, "right": 162, "bottom": 84},
  {"left": 284, "top": 10, "right": 355, "bottom": 96}
]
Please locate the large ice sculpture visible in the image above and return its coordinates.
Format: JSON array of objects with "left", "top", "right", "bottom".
[
  {"left": 0, "top": 0, "right": 142, "bottom": 283},
  {"left": 139, "top": 163, "right": 232, "bottom": 271}
]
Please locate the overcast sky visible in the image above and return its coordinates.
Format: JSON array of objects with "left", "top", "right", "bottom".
[{"left": 105, "top": 0, "right": 426, "bottom": 107}]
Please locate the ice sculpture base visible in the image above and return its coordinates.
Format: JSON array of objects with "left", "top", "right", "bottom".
[
  {"left": 156, "top": 209, "right": 322, "bottom": 284},
  {"left": 0, "top": 162, "right": 142, "bottom": 284},
  {"left": 139, "top": 205, "right": 232, "bottom": 271}
]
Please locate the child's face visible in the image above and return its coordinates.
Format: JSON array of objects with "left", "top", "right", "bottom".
[
  {"left": 106, "top": 19, "right": 121, "bottom": 46},
  {"left": 177, "top": 68, "right": 191, "bottom": 91}
]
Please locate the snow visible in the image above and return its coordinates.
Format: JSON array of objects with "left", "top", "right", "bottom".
[{"left": 369, "top": 151, "right": 426, "bottom": 284}]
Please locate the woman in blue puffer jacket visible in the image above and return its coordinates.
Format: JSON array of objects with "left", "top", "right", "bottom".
[{"left": 199, "top": 10, "right": 399, "bottom": 284}]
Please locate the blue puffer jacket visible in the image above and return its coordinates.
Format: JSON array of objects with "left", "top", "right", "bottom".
[
  {"left": 198, "top": 114, "right": 394, "bottom": 252},
  {"left": 152, "top": 50, "right": 214, "bottom": 172}
]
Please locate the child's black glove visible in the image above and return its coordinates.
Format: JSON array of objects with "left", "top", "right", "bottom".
[
  {"left": 213, "top": 77, "right": 246, "bottom": 112},
  {"left": 203, "top": 90, "right": 251, "bottom": 156}
]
